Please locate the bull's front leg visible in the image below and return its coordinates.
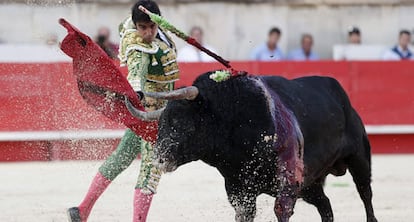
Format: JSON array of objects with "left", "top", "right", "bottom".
[
  {"left": 274, "top": 182, "right": 299, "bottom": 222},
  {"left": 228, "top": 193, "right": 257, "bottom": 222},
  {"left": 225, "top": 180, "right": 257, "bottom": 222},
  {"left": 273, "top": 145, "right": 302, "bottom": 222},
  {"left": 274, "top": 128, "right": 304, "bottom": 222}
]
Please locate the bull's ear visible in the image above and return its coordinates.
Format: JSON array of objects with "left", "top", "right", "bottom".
[{"left": 190, "top": 91, "right": 207, "bottom": 110}]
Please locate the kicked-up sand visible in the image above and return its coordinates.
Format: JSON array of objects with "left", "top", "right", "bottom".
[{"left": 0, "top": 155, "right": 413, "bottom": 222}]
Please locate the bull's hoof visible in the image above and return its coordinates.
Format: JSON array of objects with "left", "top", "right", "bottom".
[
  {"left": 67, "top": 207, "right": 82, "bottom": 222},
  {"left": 367, "top": 216, "right": 378, "bottom": 222},
  {"left": 235, "top": 215, "right": 254, "bottom": 222},
  {"left": 321, "top": 216, "right": 334, "bottom": 222},
  {"left": 276, "top": 217, "right": 289, "bottom": 222}
]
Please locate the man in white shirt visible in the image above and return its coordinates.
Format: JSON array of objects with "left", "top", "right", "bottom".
[
  {"left": 382, "top": 30, "right": 413, "bottom": 60},
  {"left": 287, "top": 33, "right": 319, "bottom": 61},
  {"left": 348, "top": 26, "right": 361, "bottom": 44},
  {"left": 177, "top": 26, "right": 216, "bottom": 62},
  {"left": 250, "top": 27, "right": 284, "bottom": 61}
]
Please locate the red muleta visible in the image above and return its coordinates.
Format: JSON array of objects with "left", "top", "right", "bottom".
[{"left": 59, "top": 18, "right": 157, "bottom": 143}]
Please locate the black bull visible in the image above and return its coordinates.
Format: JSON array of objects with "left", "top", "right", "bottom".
[{"left": 127, "top": 72, "right": 377, "bottom": 222}]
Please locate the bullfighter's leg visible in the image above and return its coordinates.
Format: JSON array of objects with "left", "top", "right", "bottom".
[
  {"left": 133, "top": 140, "right": 162, "bottom": 222},
  {"left": 347, "top": 154, "right": 378, "bottom": 222},
  {"left": 273, "top": 183, "right": 299, "bottom": 222},
  {"left": 99, "top": 129, "right": 142, "bottom": 180},
  {"left": 68, "top": 129, "right": 141, "bottom": 222},
  {"left": 301, "top": 181, "right": 334, "bottom": 222},
  {"left": 225, "top": 182, "right": 257, "bottom": 222}
]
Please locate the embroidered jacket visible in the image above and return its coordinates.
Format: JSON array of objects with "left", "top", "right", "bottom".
[{"left": 118, "top": 17, "right": 179, "bottom": 91}]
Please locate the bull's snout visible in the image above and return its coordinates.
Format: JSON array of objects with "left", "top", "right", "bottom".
[
  {"left": 152, "top": 156, "right": 178, "bottom": 173},
  {"left": 152, "top": 145, "right": 178, "bottom": 173}
]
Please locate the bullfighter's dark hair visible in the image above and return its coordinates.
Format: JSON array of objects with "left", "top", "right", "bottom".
[
  {"left": 268, "top": 27, "right": 281, "bottom": 36},
  {"left": 399, "top": 29, "right": 411, "bottom": 37},
  {"left": 132, "top": 0, "right": 161, "bottom": 24}
]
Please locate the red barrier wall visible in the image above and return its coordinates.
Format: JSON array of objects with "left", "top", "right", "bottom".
[
  {"left": 177, "top": 61, "right": 414, "bottom": 125},
  {"left": 1, "top": 61, "right": 413, "bottom": 161}
]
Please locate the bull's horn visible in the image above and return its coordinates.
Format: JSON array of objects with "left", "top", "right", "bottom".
[
  {"left": 125, "top": 97, "right": 164, "bottom": 121},
  {"left": 144, "top": 86, "right": 199, "bottom": 101}
]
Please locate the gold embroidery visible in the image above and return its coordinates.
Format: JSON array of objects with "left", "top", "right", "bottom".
[
  {"left": 147, "top": 73, "right": 179, "bottom": 82},
  {"left": 151, "top": 55, "right": 158, "bottom": 66}
]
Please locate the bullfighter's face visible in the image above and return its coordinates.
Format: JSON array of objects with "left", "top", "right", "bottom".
[
  {"left": 136, "top": 21, "right": 158, "bottom": 44},
  {"left": 154, "top": 100, "right": 202, "bottom": 172}
]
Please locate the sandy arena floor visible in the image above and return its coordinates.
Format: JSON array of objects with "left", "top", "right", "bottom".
[{"left": 0, "top": 154, "right": 413, "bottom": 222}]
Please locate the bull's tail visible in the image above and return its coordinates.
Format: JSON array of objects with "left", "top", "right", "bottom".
[
  {"left": 352, "top": 106, "right": 372, "bottom": 171},
  {"left": 362, "top": 131, "right": 372, "bottom": 167}
]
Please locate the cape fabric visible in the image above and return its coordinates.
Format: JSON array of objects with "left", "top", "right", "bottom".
[{"left": 59, "top": 18, "right": 158, "bottom": 143}]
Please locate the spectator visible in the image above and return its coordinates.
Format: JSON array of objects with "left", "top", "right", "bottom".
[
  {"left": 95, "top": 26, "right": 119, "bottom": 59},
  {"left": 250, "top": 27, "right": 284, "bottom": 61},
  {"left": 177, "top": 26, "right": 216, "bottom": 62},
  {"left": 333, "top": 26, "right": 366, "bottom": 60},
  {"left": 382, "top": 30, "right": 413, "bottom": 60},
  {"left": 348, "top": 26, "right": 361, "bottom": 44},
  {"left": 287, "top": 33, "right": 319, "bottom": 61}
]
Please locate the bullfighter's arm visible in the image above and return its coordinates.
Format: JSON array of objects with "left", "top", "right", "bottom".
[
  {"left": 126, "top": 49, "right": 150, "bottom": 92},
  {"left": 118, "top": 17, "right": 150, "bottom": 92}
]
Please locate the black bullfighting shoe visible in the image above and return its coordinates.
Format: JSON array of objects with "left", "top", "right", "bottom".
[{"left": 67, "top": 207, "right": 82, "bottom": 222}]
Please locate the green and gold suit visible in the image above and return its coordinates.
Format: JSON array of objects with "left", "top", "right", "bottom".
[{"left": 99, "top": 17, "right": 179, "bottom": 194}]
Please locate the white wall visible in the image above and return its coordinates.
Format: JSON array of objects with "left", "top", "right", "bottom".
[{"left": 0, "top": 2, "right": 413, "bottom": 60}]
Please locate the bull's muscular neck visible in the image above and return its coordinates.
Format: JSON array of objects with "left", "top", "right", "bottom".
[
  {"left": 195, "top": 75, "right": 303, "bottom": 185},
  {"left": 194, "top": 75, "right": 274, "bottom": 178}
]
